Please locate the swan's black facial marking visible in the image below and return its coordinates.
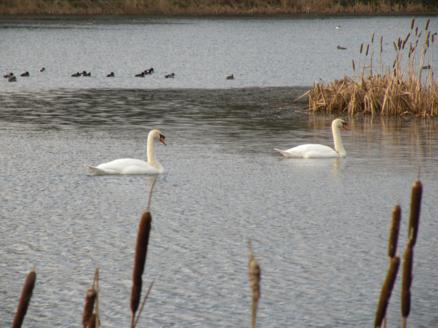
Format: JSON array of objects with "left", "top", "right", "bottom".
[{"left": 159, "top": 133, "right": 167, "bottom": 145}]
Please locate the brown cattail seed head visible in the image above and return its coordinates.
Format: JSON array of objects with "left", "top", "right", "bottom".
[
  {"left": 425, "top": 18, "right": 430, "bottom": 31},
  {"left": 360, "top": 43, "right": 364, "bottom": 54},
  {"left": 374, "top": 257, "right": 400, "bottom": 328},
  {"left": 388, "top": 205, "right": 401, "bottom": 258},
  {"left": 401, "top": 289, "right": 411, "bottom": 319},
  {"left": 411, "top": 18, "right": 415, "bottom": 30},
  {"left": 366, "top": 44, "right": 370, "bottom": 56},
  {"left": 82, "top": 288, "right": 97, "bottom": 328},
  {"left": 408, "top": 180, "right": 422, "bottom": 247},
  {"left": 402, "top": 245, "right": 413, "bottom": 296},
  {"left": 12, "top": 269, "right": 37, "bottom": 328},
  {"left": 352, "top": 60, "right": 356, "bottom": 72},
  {"left": 131, "top": 211, "right": 152, "bottom": 316}
]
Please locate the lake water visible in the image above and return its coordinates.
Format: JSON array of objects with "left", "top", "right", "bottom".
[{"left": 1, "top": 16, "right": 438, "bottom": 328}]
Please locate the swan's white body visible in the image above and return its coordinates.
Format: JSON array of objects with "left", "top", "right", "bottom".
[
  {"left": 275, "top": 118, "right": 347, "bottom": 159},
  {"left": 88, "top": 129, "right": 166, "bottom": 175}
]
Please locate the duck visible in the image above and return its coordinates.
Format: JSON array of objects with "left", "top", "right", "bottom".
[
  {"left": 8, "top": 75, "right": 17, "bottom": 82},
  {"left": 165, "top": 73, "right": 175, "bottom": 79},
  {"left": 3, "top": 72, "right": 13, "bottom": 78},
  {"left": 82, "top": 71, "right": 91, "bottom": 77},
  {"left": 40, "top": 67, "right": 46, "bottom": 72},
  {"left": 72, "top": 72, "right": 81, "bottom": 77},
  {"left": 337, "top": 45, "right": 347, "bottom": 50},
  {"left": 107, "top": 72, "right": 115, "bottom": 77},
  {"left": 274, "top": 118, "right": 348, "bottom": 158},
  {"left": 20, "top": 71, "right": 30, "bottom": 77},
  {"left": 144, "top": 68, "right": 154, "bottom": 75},
  {"left": 226, "top": 74, "right": 234, "bottom": 80},
  {"left": 135, "top": 72, "right": 145, "bottom": 77},
  {"left": 87, "top": 129, "right": 167, "bottom": 175}
]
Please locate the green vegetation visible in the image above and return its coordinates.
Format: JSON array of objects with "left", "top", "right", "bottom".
[{"left": 0, "top": 0, "right": 437, "bottom": 15}]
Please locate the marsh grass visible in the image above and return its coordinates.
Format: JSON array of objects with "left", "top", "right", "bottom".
[
  {"left": 308, "top": 19, "right": 438, "bottom": 117},
  {"left": 0, "top": 0, "right": 436, "bottom": 15}
]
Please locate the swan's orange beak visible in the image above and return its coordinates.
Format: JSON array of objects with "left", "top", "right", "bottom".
[
  {"left": 159, "top": 134, "right": 167, "bottom": 145},
  {"left": 342, "top": 122, "right": 350, "bottom": 130}
]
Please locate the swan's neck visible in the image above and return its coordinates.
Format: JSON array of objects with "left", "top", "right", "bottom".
[
  {"left": 332, "top": 123, "right": 346, "bottom": 157},
  {"left": 147, "top": 134, "right": 161, "bottom": 168}
]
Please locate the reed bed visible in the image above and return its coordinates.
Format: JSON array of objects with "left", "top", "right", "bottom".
[
  {"left": 308, "top": 19, "right": 438, "bottom": 117},
  {"left": 0, "top": 0, "right": 436, "bottom": 15}
]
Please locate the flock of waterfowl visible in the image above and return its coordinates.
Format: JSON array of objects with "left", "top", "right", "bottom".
[
  {"left": 87, "top": 118, "right": 348, "bottom": 175},
  {"left": 2, "top": 66, "right": 236, "bottom": 82}
]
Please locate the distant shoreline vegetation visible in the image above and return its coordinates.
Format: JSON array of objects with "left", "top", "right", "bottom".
[{"left": 0, "top": 0, "right": 437, "bottom": 16}]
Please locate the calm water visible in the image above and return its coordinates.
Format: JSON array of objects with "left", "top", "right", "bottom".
[{"left": 1, "top": 17, "right": 438, "bottom": 328}]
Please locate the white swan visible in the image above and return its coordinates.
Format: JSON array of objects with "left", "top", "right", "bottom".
[
  {"left": 87, "top": 129, "right": 166, "bottom": 175},
  {"left": 274, "top": 118, "right": 348, "bottom": 158}
]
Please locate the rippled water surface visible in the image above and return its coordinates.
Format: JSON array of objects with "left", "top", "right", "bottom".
[{"left": 1, "top": 16, "right": 438, "bottom": 328}]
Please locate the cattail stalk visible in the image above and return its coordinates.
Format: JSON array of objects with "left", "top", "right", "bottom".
[
  {"left": 388, "top": 205, "right": 401, "bottom": 258},
  {"left": 401, "top": 245, "right": 414, "bottom": 326},
  {"left": 131, "top": 211, "right": 152, "bottom": 328},
  {"left": 374, "top": 257, "right": 400, "bottom": 328},
  {"left": 408, "top": 180, "right": 422, "bottom": 247},
  {"left": 248, "top": 241, "right": 261, "bottom": 328},
  {"left": 12, "top": 269, "right": 36, "bottom": 328}
]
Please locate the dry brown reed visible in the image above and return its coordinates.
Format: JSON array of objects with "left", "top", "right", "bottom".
[
  {"left": 388, "top": 205, "right": 401, "bottom": 258},
  {"left": 0, "top": 0, "right": 436, "bottom": 15},
  {"left": 82, "top": 268, "right": 100, "bottom": 328},
  {"left": 407, "top": 180, "right": 422, "bottom": 247},
  {"left": 12, "top": 269, "right": 36, "bottom": 328},
  {"left": 248, "top": 241, "right": 261, "bottom": 328},
  {"left": 130, "top": 211, "right": 152, "bottom": 328},
  {"left": 374, "top": 256, "right": 400, "bottom": 328},
  {"left": 308, "top": 20, "right": 438, "bottom": 117}
]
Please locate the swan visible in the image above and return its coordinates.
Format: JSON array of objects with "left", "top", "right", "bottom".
[
  {"left": 274, "top": 118, "right": 348, "bottom": 158},
  {"left": 87, "top": 129, "right": 166, "bottom": 175}
]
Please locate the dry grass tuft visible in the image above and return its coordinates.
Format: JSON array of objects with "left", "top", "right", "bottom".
[{"left": 308, "top": 20, "right": 438, "bottom": 117}]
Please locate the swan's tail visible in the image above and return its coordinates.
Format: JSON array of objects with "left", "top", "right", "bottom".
[
  {"left": 87, "top": 165, "right": 107, "bottom": 176},
  {"left": 274, "top": 148, "right": 290, "bottom": 157}
]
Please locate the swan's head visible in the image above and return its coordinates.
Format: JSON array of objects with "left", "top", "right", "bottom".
[
  {"left": 149, "top": 129, "right": 166, "bottom": 145},
  {"left": 332, "top": 118, "right": 348, "bottom": 130}
]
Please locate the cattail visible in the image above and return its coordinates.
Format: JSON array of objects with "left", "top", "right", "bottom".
[
  {"left": 402, "top": 33, "right": 410, "bottom": 49},
  {"left": 388, "top": 205, "right": 401, "bottom": 258},
  {"left": 12, "top": 269, "right": 36, "bottom": 328},
  {"left": 425, "top": 18, "right": 430, "bottom": 31},
  {"left": 401, "top": 245, "right": 413, "bottom": 323},
  {"left": 352, "top": 60, "right": 356, "bottom": 72},
  {"left": 248, "top": 241, "right": 261, "bottom": 328},
  {"left": 366, "top": 44, "right": 370, "bottom": 56},
  {"left": 393, "top": 41, "right": 398, "bottom": 52},
  {"left": 398, "top": 38, "right": 402, "bottom": 49},
  {"left": 371, "top": 32, "right": 375, "bottom": 43},
  {"left": 360, "top": 43, "right": 364, "bottom": 54},
  {"left": 415, "top": 26, "right": 418, "bottom": 36},
  {"left": 82, "top": 288, "right": 97, "bottom": 328},
  {"left": 380, "top": 36, "right": 383, "bottom": 53},
  {"left": 374, "top": 257, "right": 400, "bottom": 328},
  {"left": 410, "top": 18, "right": 415, "bottom": 30},
  {"left": 88, "top": 313, "right": 97, "bottom": 328},
  {"left": 408, "top": 180, "right": 422, "bottom": 247},
  {"left": 131, "top": 211, "right": 152, "bottom": 327}
]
